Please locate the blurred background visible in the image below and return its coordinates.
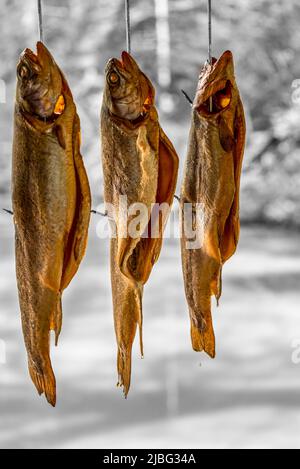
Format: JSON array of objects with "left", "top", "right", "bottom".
[{"left": 1, "top": 0, "right": 300, "bottom": 449}]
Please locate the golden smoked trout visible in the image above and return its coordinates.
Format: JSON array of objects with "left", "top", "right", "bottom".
[
  {"left": 12, "top": 42, "right": 91, "bottom": 406},
  {"left": 180, "top": 51, "right": 246, "bottom": 358},
  {"left": 101, "top": 52, "right": 179, "bottom": 396}
]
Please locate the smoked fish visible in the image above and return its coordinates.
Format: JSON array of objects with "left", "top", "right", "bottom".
[
  {"left": 12, "top": 42, "right": 91, "bottom": 406},
  {"left": 180, "top": 51, "right": 246, "bottom": 358},
  {"left": 101, "top": 52, "right": 179, "bottom": 396}
]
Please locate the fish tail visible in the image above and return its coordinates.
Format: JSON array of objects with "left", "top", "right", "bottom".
[
  {"left": 117, "top": 347, "right": 132, "bottom": 399},
  {"left": 28, "top": 357, "right": 56, "bottom": 407},
  {"left": 116, "top": 285, "right": 143, "bottom": 398},
  {"left": 111, "top": 238, "right": 144, "bottom": 397},
  {"left": 190, "top": 311, "right": 216, "bottom": 359}
]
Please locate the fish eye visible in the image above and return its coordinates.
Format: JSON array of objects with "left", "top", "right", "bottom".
[
  {"left": 18, "top": 65, "right": 31, "bottom": 80},
  {"left": 108, "top": 71, "right": 120, "bottom": 85}
]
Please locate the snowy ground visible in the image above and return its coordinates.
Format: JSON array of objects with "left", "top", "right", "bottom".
[{"left": 0, "top": 214, "right": 300, "bottom": 449}]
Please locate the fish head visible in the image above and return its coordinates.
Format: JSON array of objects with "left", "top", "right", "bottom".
[
  {"left": 103, "top": 51, "right": 155, "bottom": 121},
  {"left": 16, "top": 42, "right": 64, "bottom": 119},
  {"left": 194, "top": 50, "right": 237, "bottom": 117}
]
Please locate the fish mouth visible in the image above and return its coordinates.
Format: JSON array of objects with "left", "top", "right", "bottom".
[
  {"left": 194, "top": 50, "right": 234, "bottom": 115},
  {"left": 22, "top": 48, "right": 39, "bottom": 66},
  {"left": 20, "top": 42, "right": 48, "bottom": 72},
  {"left": 105, "top": 51, "right": 137, "bottom": 83},
  {"left": 106, "top": 51, "right": 134, "bottom": 70}
]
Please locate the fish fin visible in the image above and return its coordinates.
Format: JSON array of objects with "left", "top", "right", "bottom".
[
  {"left": 60, "top": 118, "right": 91, "bottom": 291},
  {"left": 138, "top": 126, "right": 179, "bottom": 278},
  {"left": 55, "top": 125, "right": 66, "bottom": 150},
  {"left": 50, "top": 293, "right": 62, "bottom": 346},
  {"left": 191, "top": 314, "right": 216, "bottom": 359},
  {"left": 120, "top": 127, "right": 179, "bottom": 285},
  {"left": 117, "top": 124, "right": 156, "bottom": 284},
  {"left": 219, "top": 116, "right": 235, "bottom": 153},
  {"left": 28, "top": 358, "right": 56, "bottom": 407},
  {"left": 137, "top": 286, "right": 144, "bottom": 358},
  {"left": 211, "top": 265, "right": 223, "bottom": 304},
  {"left": 215, "top": 266, "right": 223, "bottom": 306},
  {"left": 220, "top": 99, "right": 246, "bottom": 263},
  {"left": 157, "top": 127, "right": 180, "bottom": 207},
  {"left": 203, "top": 223, "right": 223, "bottom": 301}
]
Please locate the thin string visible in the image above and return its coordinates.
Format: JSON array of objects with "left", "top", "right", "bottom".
[
  {"left": 208, "top": 0, "right": 213, "bottom": 112},
  {"left": 3, "top": 199, "right": 181, "bottom": 218},
  {"left": 37, "top": 0, "right": 44, "bottom": 43},
  {"left": 208, "top": 0, "right": 212, "bottom": 65},
  {"left": 125, "top": 0, "right": 131, "bottom": 54}
]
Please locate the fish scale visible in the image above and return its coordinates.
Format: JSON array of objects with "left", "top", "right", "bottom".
[{"left": 199, "top": 118, "right": 221, "bottom": 212}]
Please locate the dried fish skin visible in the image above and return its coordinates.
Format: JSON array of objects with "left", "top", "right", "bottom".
[
  {"left": 101, "top": 52, "right": 179, "bottom": 395},
  {"left": 180, "top": 51, "right": 246, "bottom": 358},
  {"left": 12, "top": 42, "right": 91, "bottom": 406}
]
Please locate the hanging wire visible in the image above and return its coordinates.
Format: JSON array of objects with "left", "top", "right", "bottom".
[
  {"left": 208, "top": 0, "right": 213, "bottom": 112},
  {"left": 37, "top": 0, "right": 44, "bottom": 43},
  {"left": 208, "top": 0, "right": 212, "bottom": 65},
  {"left": 125, "top": 0, "right": 131, "bottom": 54},
  {"left": 2, "top": 2, "right": 45, "bottom": 216}
]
